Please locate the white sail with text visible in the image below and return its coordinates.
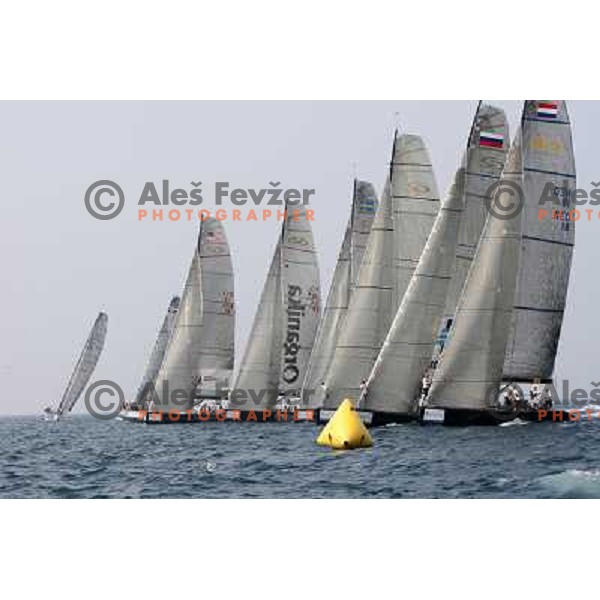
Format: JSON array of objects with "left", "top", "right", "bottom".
[
  {"left": 233, "top": 202, "right": 320, "bottom": 411},
  {"left": 503, "top": 101, "right": 576, "bottom": 383},
  {"left": 151, "top": 219, "right": 235, "bottom": 413}
]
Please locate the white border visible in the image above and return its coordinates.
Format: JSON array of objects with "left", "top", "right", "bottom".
[
  {"left": 2, "top": 2, "right": 599, "bottom": 599},
  {"left": 2, "top": 1, "right": 598, "bottom": 99}
]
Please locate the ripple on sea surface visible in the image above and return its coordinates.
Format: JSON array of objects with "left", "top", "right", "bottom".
[{"left": 2, "top": 414, "right": 600, "bottom": 498}]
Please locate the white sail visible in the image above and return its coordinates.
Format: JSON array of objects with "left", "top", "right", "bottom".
[
  {"left": 323, "top": 133, "right": 439, "bottom": 409},
  {"left": 233, "top": 202, "right": 320, "bottom": 410},
  {"left": 350, "top": 180, "right": 379, "bottom": 285},
  {"left": 233, "top": 242, "right": 282, "bottom": 408},
  {"left": 439, "top": 103, "right": 510, "bottom": 345},
  {"left": 56, "top": 312, "right": 108, "bottom": 415},
  {"left": 503, "top": 101, "right": 576, "bottom": 382},
  {"left": 196, "top": 218, "right": 236, "bottom": 396},
  {"left": 361, "top": 167, "right": 464, "bottom": 415},
  {"left": 427, "top": 130, "right": 524, "bottom": 412},
  {"left": 301, "top": 180, "right": 377, "bottom": 407},
  {"left": 151, "top": 218, "right": 235, "bottom": 412},
  {"left": 133, "top": 296, "right": 180, "bottom": 407}
]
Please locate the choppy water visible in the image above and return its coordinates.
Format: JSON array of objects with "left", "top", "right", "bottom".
[{"left": 1, "top": 414, "right": 600, "bottom": 498}]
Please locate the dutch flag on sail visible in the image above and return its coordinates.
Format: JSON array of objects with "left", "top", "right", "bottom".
[
  {"left": 479, "top": 130, "right": 504, "bottom": 148},
  {"left": 537, "top": 101, "right": 559, "bottom": 119}
]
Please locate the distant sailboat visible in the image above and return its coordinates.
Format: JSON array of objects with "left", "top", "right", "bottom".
[
  {"left": 131, "top": 295, "right": 180, "bottom": 410},
  {"left": 322, "top": 133, "right": 440, "bottom": 412},
  {"left": 424, "top": 128, "right": 525, "bottom": 425},
  {"left": 45, "top": 311, "right": 108, "bottom": 420},
  {"left": 232, "top": 202, "right": 320, "bottom": 412},
  {"left": 301, "top": 180, "right": 378, "bottom": 408},
  {"left": 503, "top": 100, "right": 576, "bottom": 384},
  {"left": 149, "top": 218, "right": 235, "bottom": 416}
]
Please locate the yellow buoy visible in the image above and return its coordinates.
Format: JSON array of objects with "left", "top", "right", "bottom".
[{"left": 316, "top": 399, "right": 373, "bottom": 450}]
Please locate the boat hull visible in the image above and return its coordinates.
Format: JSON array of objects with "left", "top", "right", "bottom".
[
  {"left": 420, "top": 407, "right": 576, "bottom": 426},
  {"left": 118, "top": 408, "right": 316, "bottom": 424}
]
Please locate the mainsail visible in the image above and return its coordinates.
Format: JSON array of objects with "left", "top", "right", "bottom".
[
  {"left": 233, "top": 202, "right": 321, "bottom": 410},
  {"left": 133, "top": 295, "right": 180, "bottom": 407},
  {"left": 151, "top": 218, "right": 235, "bottom": 412},
  {"left": 361, "top": 166, "right": 463, "bottom": 415},
  {"left": 503, "top": 101, "right": 576, "bottom": 382},
  {"left": 427, "top": 130, "right": 524, "bottom": 412},
  {"left": 56, "top": 311, "right": 108, "bottom": 415},
  {"left": 323, "top": 133, "right": 440, "bottom": 409},
  {"left": 301, "top": 180, "right": 377, "bottom": 407},
  {"left": 440, "top": 103, "right": 510, "bottom": 339}
]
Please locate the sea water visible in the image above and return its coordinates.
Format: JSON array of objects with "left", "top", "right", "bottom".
[{"left": 1, "top": 414, "right": 599, "bottom": 498}]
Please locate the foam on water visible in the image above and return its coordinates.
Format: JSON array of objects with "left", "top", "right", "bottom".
[
  {"left": 499, "top": 418, "right": 529, "bottom": 428},
  {"left": 537, "top": 469, "right": 600, "bottom": 498}
]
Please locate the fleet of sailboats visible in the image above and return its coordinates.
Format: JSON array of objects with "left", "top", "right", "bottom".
[{"left": 49, "top": 101, "right": 577, "bottom": 428}]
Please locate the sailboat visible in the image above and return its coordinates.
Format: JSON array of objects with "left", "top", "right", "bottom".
[
  {"left": 142, "top": 218, "right": 235, "bottom": 422},
  {"left": 358, "top": 167, "right": 464, "bottom": 424},
  {"left": 357, "top": 104, "right": 510, "bottom": 425},
  {"left": 232, "top": 201, "right": 320, "bottom": 416},
  {"left": 423, "top": 129, "right": 524, "bottom": 425},
  {"left": 435, "top": 103, "right": 510, "bottom": 354},
  {"left": 44, "top": 311, "right": 108, "bottom": 421},
  {"left": 319, "top": 133, "right": 440, "bottom": 418},
  {"left": 301, "top": 179, "right": 378, "bottom": 408},
  {"left": 503, "top": 101, "right": 576, "bottom": 387},
  {"left": 424, "top": 101, "right": 576, "bottom": 425},
  {"left": 125, "top": 295, "right": 180, "bottom": 416}
]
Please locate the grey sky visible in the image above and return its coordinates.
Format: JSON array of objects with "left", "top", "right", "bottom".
[{"left": 1, "top": 101, "right": 598, "bottom": 414}]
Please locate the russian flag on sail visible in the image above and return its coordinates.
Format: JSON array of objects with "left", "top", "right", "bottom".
[
  {"left": 479, "top": 130, "right": 504, "bottom": 148},
  {"left": 537, "top": 101, "right": 559, "bottom": 119}
]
